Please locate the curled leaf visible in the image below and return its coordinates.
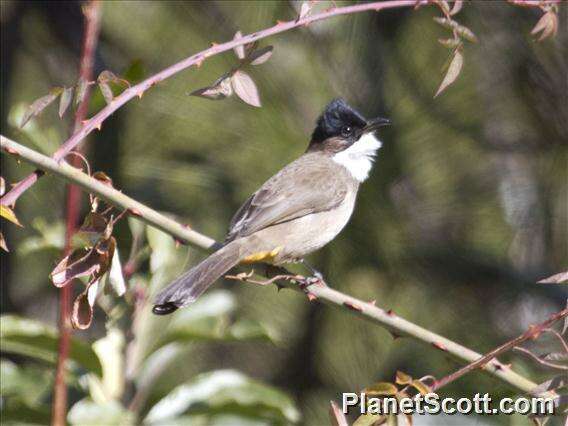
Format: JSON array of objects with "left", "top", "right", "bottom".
[
  {"left": 364, "top": 382, "right": 398, "bottom": 396},
  {"left": 231, "top": 70, "right": 261, "bottom": 107},
  {"left": 59, "top": 87, "right": 74, "bottom": 118},
  {"left": 190, "top": 74, "right": 233, "bottom": 100},
  {"left": 72, "top": 280, "right": 99, "bottom": 330},
  {"left": 233, "top": 31, "right": 245, "bottom": 60},
  {"left": 249, "top": 46, "right": 274, "bottom": 65},
  {"left": 395, "top": 371, "right": 413, "bottom": 385},
  {"left": 20, "top": 87, "right": 63, "bottom": 128},
  {"left": 411, "top": 380, "right": 433, "bottom": 396},
  {"left": 434, "top": 49, "right": 463, "bottom": 98},
  {"left": 98, "top": 70, "right": 130, "bottom": 87},
  {"left": 450, "top": 0, "right": 463, "bottom": 15},
  {"left": 0, "top": 205, "right": 23, "bottom": 227},
  {"left": 531, "top": 11, "right": 558, "bottom": 41}
]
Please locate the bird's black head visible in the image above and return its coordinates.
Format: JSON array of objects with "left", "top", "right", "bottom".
[{"left": 308, "top": 98, "right": 389, "bottom": 153}]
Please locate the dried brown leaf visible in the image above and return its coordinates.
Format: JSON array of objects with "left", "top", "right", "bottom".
[
  {"left": 411, "top": 379, "right": 433, "bottom": 396},
  {"left": 0, "top": 232, "right": 8, "bottom": 252},
  {"left": 98, "top": 82, "right": 113, "bottom": 104},
  {"left": 365, "top": 382, "right": 398, "bottom": 396},
  {"left": 233, "top": 31, "right": 245, "bottom": 60},
  {"left": 231, "top": 70, "right": 261, "bottom": 107},
  {"left": 329, "top": 401, "right": 348, "bottom": 426},
  {"left": 74, "top": 78, "right": 89, "bottom": 107},
  {"left": 190, "top": 75, "right": 233, "bottom": 100},
  {"left": 98, "top": 70, "right": 130, "bottom": 87},
  {"left": 537, "top": 271, "right": 568, "bottom": 284},
  {"left": 21, "top": 87, "right": 63, "bottom": 128},
  {"left": 0, "top": 205, "right": 23, "bottom": 227},
  {"left": 395, "top": 371, "right": 413, "bottom": 385},
  {"left": 434, "top": 49, "right": 463, "bottom": 98},
  {"left": 450, "top": 0, "right": 463, "bottom": 15},
  {"left": 531, "top": 11, "right": 558, "bottom": 41},
  {"left": 249, "top": 46, "right": 274, "bottom": 65},
  {"left": 72, "top": 279, "right": 99, "bottom": 330},
  {"left": 438, "top": 38, "right": 461, "bottom": 48},
  {"left": 59, "top": 87, "right": 74, "bottom": 118},
  {"left": 298, "top": 1, "right": 311, "bottom": 20}
]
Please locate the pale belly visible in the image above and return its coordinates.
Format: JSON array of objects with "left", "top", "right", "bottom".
[{"left": 243, "top": 190, "right": 357, "bottom": 264}]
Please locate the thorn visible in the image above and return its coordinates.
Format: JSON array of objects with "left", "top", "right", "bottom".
[
  {"left": 210, "top": 42, "right": 219, "bottom": 47},
  {"left": 81, "top": 119, "right": 89, "bottom": 125},
  {"left": 95, "top": 122, "right": 102, "bottom": 131},
  {"left": 182, "top": 223, "right": 192, "bottom": 230},
  {"left": 386, "top": 309, "right": 395, "bottom": 316},
  {"left": 369, "top": 300, "right": 376, "bottom": 306},
  {"left": 276, "top": 20, "right": 287, "bottom": 25},
  {"left": 195, "top": 58, "right": 204, "bottom": 68},
  {"left": 4, "top": 147, "right": 20, "bottom": 156},
  {"left": 136, "top": 90, "right": 144, "bottom": 99},
  {"left": 432, "top": 341, "right": 448, "bottom": 351},
  {"left": 343, "top": 301, "right": 363, "bottom": 312},
  {"left": 307, "top": 292, "right": 317, "bottom": 302},
  {"left": 128, "top": 208, "right": 142, "bottom": 217}
]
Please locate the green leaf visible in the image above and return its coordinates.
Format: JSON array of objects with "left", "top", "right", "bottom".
[
  {"left": 0, "top": 315, "right": 102, "bottom": 376},
  {"left": 0, "top": 360, "right": 52, "bottom": 406},
  {"left": 144, "top": 370, "right": 300, "bottom": 424},
  {"left": 146, "top": 226, "right": 178, "bottom": 273},
  {"left": 19, "top": 218, "right": 65, "bottom": 255},
  {"left": 156, "top": 291, "right": 274, "bottom": 347},
  {"left": 0, "top": 398, "right": 51, "bottom": 425},
  {"left": 68, "top": 399, "right": 133, "bottom": 425}
]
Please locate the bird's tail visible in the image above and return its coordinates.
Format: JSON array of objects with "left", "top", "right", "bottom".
[{"left": 152, "top": 240, "right": 243, "bottom": 315}]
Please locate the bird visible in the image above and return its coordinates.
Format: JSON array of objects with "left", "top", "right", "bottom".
[{"left": 152, "top": 98, "right": 390, "bottom": 315}]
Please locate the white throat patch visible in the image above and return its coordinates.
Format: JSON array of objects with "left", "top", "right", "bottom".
[{"left": 332, "top": 133, "right": 382, "bottom": 182}]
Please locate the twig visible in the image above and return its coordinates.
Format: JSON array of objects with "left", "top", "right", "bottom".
[
  {"left": 1, "top": 0, "right": 432, "bottom": 207},
  {"left": 52, "top": 2, "right": 101, "bottom": 426},
  {"left": 432, "top": 307, "right": 568, "bottom": 393},
  {"left": 0, "top": 134, "right": 555, "bottom": 398},
  {"left": 513, "top": 346, "right": 568, "bottom": 371}
]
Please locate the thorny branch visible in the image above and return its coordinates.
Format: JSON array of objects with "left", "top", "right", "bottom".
[
  {"left": 1, "top": 0, "right": 560, "bottom": 206},
  {"left": 52, "top": 2, "right": 101, "bottom": 426},
  {"left": 432, "top": 307, "right": 568, "bottom": 391},
  {"left": 0, "top": 134, "right": 559, "bottom": 400}
]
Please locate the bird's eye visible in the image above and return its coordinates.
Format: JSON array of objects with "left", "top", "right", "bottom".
[{"left": 341, "top": 125, "right": 353, "bottom": 137}]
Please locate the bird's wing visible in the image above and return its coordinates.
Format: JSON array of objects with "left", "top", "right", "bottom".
[{"left": 225, "top": 154, "right": 350, "bottom": 242}]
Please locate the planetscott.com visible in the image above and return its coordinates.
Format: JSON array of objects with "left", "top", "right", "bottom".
[{"left": 342, "top": 392, "right": 555, "bottom": 416}]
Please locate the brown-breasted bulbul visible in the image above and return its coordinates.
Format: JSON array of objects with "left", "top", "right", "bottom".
[{"left": 153, "top": 98, "right": 390, "bottom": 315}]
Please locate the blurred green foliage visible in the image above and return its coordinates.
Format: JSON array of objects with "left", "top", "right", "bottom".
[{"left": 1, "top": 1, "right": 566, "bottom": 425}]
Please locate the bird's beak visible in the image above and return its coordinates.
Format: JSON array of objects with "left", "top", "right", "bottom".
[{"left": 363, "top": 117, "right": 391, "bottom": 133}]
